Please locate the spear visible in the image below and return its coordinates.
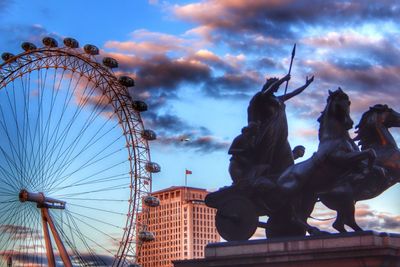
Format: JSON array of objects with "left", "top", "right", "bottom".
[{"left": 284, "top": 43, "right": 296, "bottom": 95}]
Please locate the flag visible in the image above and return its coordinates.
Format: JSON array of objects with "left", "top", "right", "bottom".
[{"left": 185, "top": 169, "right": 192, "bottom": 175}]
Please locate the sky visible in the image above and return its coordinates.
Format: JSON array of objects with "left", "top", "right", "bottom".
[{"left": 0, "top": 0, "right": 400, "bottom": 257}]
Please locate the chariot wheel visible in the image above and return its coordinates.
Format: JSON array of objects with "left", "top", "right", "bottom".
[
  {"left": 215, "top": 196, "right": 258, "bottom": 241},
  {"left": 0, "top": 37, "right": 159, "bottom": 266}
]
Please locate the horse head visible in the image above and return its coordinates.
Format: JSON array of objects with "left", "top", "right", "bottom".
[
  {"left": 355, "top": 104, "right": 400, "bottom": 149},
  {"left": 318, "top": 88, "right": 353, "bottom": 140}
]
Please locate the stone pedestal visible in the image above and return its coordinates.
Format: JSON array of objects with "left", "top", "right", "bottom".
[{"left": 174, "top": 231, "right": 400, "bottom": 267}]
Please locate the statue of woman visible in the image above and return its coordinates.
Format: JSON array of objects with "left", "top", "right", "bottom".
[{"left": 247, "top": 74, "right": 314, "bottom": 176}]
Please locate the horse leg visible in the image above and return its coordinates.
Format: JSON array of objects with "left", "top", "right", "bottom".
[
  {"left": 291, "top": 193, "right": 326, "bottom": 236},
  {"left": 332, "top": 212, "right": 347, "bottom": 233},
  {"left": 266, "top": 210, "right": 305, "bottom": 238},
  {"left": 343, "top": 201, "right": 363, "bottom": 232}
]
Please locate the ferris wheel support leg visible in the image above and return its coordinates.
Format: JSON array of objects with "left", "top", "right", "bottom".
[
  {"left": 42, "top": 207, "right": 73, "bottom": 267},
  {"left": 41, "top": 208, "right": 56, "bottom": 267}
]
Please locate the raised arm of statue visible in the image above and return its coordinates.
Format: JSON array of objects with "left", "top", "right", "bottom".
[
  {"left": 262, "top": 74, "right": 291, "bottom": 95},
  {"left": 280, "top": 75, "right": 314, "bottom": 102}
]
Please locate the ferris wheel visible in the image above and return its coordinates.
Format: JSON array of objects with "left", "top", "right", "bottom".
[{"left": 0, "top": 37, "right": 160, "bottom": 266}]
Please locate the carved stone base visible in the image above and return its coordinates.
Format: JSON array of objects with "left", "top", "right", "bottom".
[{"left": 173, "top": 231, "right": 400, "bottom": 267}]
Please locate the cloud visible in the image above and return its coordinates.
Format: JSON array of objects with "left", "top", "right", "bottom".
[
  {"left": 0, "top": 225, "right": 42, "bottom": 240},
  {"left": 99, "top": 1, "right": 400, "bottom": 152},
  {"left": 104, "top": 29, "right": 192, "bottom": 57},
  {"left": 174, "top": 0, "right": 400, "bottom": 41},
  {"left": 102, "top": 34, "right": 264, "bottom": 152},
  {"left": 0, "top": 250, "right": 114, "bottom": 266},
  {"left": 145, "top": 112, "right": 229, "bottom": 152},
  {"left": 0, "top": 24, "right": 60, "bottom": 52},
  {"left": 203, "top": 71, "right": 261, "bottom": 98},
  {"left": 309, "top": 202, "right": 400, "bottom": 233}
]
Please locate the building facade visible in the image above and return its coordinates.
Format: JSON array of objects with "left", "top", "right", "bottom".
[{"left": 137, "top": 186, "right": 220, "bottom": 267}]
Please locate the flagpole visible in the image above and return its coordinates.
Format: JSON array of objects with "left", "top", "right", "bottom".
[
  {"left": 185, "top": 172, "right": 187, "bottom": 188},
  {"left": 185, "top": 170, "right": 188, "bottom": 201}
]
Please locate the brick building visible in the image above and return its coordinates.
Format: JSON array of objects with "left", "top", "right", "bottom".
[{"left": 137, "top": 186, "right": 220, "bottom": 267}]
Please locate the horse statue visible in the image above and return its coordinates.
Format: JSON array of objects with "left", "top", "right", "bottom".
[
  {"left": 206, "top": 88, "right": 383, "bottom": 240},
  {"left": 320, "top": 104, "right": 400, "bottom": 232},
  {"left": 273, "top": 88, "right": 381, "bottom": 237}
]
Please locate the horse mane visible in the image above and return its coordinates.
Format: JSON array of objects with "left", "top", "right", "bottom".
[
  {"left": 317, "top": 88, "right": 349, "bottom": 123},
  {"left": 317, "top": 88, "right": 352, "bottom": 141},
  {"left": 354, "top": 104, "right": 391, "bottom": 147}
]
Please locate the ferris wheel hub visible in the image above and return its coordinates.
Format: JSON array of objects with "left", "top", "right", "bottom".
[{"left": 19, "top": 189, "right": 66, "bottom": 209}]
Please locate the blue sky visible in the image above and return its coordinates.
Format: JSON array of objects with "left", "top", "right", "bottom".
[{"left": 1, "top": 0, "right": 400, "bottom": 253}]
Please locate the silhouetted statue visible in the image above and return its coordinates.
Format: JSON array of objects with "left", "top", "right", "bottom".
[
  {"left": 320, "top": 104, "right": 400, "bottom": 232},
  {"left": 228, "top": 122, "right": 260, "bottom": 185},
  {"left": 206, "top": 87, "right": 394, "bottom": 241},
  {"left": 246, "top": 74, "right": 314, "bottom": 176},
  {"left": 272, "top": 89, "right": 380, "bottom": 236}
]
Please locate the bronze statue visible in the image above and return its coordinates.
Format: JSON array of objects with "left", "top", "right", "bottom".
[
  {"left": 274, "top": 89, "right": 380, "bottom": 236},
  {"left": 320, "top": 104, "right": 400, "bottom": 232},
  {"left": 206, "top": 86, "right": 394, "bottom": 241},
  {"left": 206, "top": 45, "right": 397, "bottom": 241},
  {"left": 246, "top": 74, "right": 314, "bottom": 176}
]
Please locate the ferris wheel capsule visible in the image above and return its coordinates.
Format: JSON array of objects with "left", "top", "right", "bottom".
[
  {"left": 144, "top": 195, "right": 160, "bottom": 207},
  {"left": 42, "top": 37, "right": 58, "bottom": 48},
  {"left": 1, "top": 52, "right": 15, "bottom": 61},
  {"left": 119, "top": 76, "right": 135, "bottom": 87},
  {"left": 138, "top": 231, "right": 155, "bottom": 242},
  {"left": 63, "top": 37, "right": 79, "bottom": 48},
  {"left": 141, "top": 129, "right": 157, "bottom": 141},
  {"left": 84, "top": 44, "right": 99, "bottom": 55},
  {"left": 103, "top": 57, "right": 118, "bottom": 68},
  {"left": 145, "top": 162, "right": 161, "bottom": 173},
  {"left": 132, "top": 101, "right": 148, "bottom": 112},
  {"left": 21, "top": 42, "right": 37, "bottom": 51}
]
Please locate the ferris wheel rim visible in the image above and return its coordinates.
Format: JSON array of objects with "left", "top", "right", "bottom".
[{"left": 0, "top": 41, "right": 155, "bottom": 266}]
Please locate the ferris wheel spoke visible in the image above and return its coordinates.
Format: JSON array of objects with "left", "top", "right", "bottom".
[
  {"left": 0, "top": 144, "right": 24, "bottom": 189},
  {"left": 8, "top": 83, "right": 26, "bottom": 182},
  {"left": 67, "top": 210, "right": 123, "bottom": 229},
  {"left": 0, "top": 201, "right": 19, "bottom": 221},
  {"left": 39, "top": 84, "right": 107, "bottom": 189},
  {"left": 46, "top": 118, "right": 119, "bottom": 184},
  {"left": 43, "top": 122, "right": 122, "bottom": 191},
  {"left": 24, "top": 67, "right": 50, "bottom": 192},
  {"left": 0, "top": 203, "right": 27, "bottom": 254},
  {"left": 21, "top": 68, "right": 49, "bottom": 193},
  {"left": 47, "top": 144, "right": 125, "bottom": 192},
  {"left": 68, "top": 203, "right": 126, "bottom": 216},
  {"left": 61, "top": 197, "right": 127, "bottom": 202},
  {"left": 58, "top": 210, "right": 110, "bottom": 265},
  {"left": 42, "top": 91, "right": 116, "bottom": 184},
  {"left": 48, "top": 173, "right": 129, "bottom": 193},
  {"left": 45, "top": 135, "right": 126, "bottom": 191},
  {"left": 29, "top": 74, "right": 89, "bottom": 192},
  {"left": 17, "top": 205, "right": 40, "bottom": 263},
  {"left": 0, "top": 106, "right": 26, "bottom": 189},
  {"left": 20, "top": 71, "right": 43, "bottom": 193},
  {"left": 0, "top": 165, "right": 20, "bottom": 192},
  {"left": 33, "top": 72, "right": 80, "bottom": 191},
  {"left": 34, "top": 69, "right": 65, "bottom": 190},
  {"left": 53, "top": 184, "right": 129, "bottom": 198},
  {"left": 65, "top": 210, "right": 121, "bottom": 242},
  {"left": 26, "top": 70, "right": 79, "bottom": 193},
  {"left": 45, "top": 157, "right": 126, "bottom": 197},
  {"left": 28, "top": 71, "right": 91, "bottom": 190}
]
